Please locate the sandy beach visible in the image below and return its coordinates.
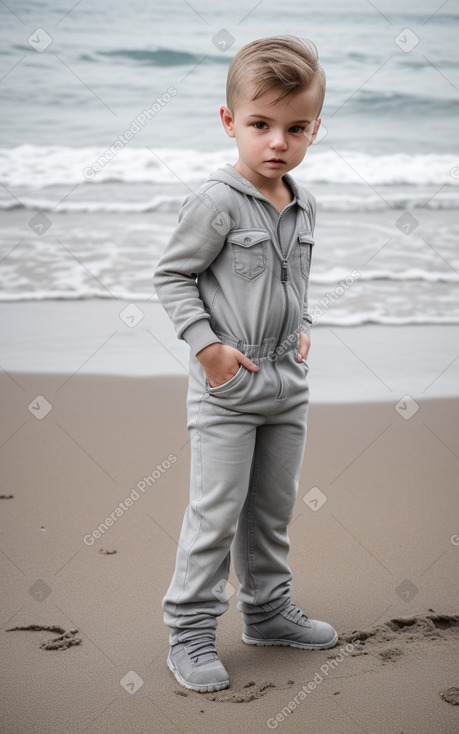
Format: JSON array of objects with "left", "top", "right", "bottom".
[{"left": 1, "top": 370, "right": 458, "bottom": 734}]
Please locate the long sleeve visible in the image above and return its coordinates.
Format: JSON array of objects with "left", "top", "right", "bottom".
[
  {"left": 153, "top": 189, "right": 227, "bottom": 356},
  {"left": 301, "top": 190, "right": 317, "bottom": 337}
]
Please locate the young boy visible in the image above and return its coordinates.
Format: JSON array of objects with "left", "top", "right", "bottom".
[{"left": 153, "top": 35, "right": 338, "bottom": 693}]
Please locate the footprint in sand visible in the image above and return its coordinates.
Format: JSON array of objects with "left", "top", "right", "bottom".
[
  {"left": 175, "top": 680, "right": 295, "bottom": 703},
  {"left": 440, "top": 687, "right": 459, "bottom": 705},
  {"left": 335, "top": 613, "right": 459, "bottom": 664},
  {"left": 6, "top": 625, "right": 81, "bottom": 650},
  {"left": 176, "top": 613, "right": 459, "bottom": 703},
  {"left": 206, "top": 679, "right": 297, "bottom": 703}
]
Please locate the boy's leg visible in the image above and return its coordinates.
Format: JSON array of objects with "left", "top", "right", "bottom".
[
  {"left": 232, "top": 399, "right": 308, "bottom": 621},
  {"left": 232, "top": 350, "right": 338, "bottom": 648},
  {"left": 162, "top": 362, "right": 261, "bottom": 642}
]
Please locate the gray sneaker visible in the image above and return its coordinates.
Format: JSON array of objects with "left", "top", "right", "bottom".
[
  {"left": 167, "top": 630, "right": 230, "bottom": 693},
  {"left": 242, "top": 602, "right": 338, "bottom": 650}
]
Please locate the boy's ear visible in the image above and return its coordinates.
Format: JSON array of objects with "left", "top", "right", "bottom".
[
  {"left": 220, "top": 105, "right": 236, "bottom": 138},
  {"left": 304, "top": 118, "right": 321, "bottom": 147}
]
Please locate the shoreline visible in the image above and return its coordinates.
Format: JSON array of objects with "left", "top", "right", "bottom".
[{"left": 1, "top": 300, "right": 459, "bottom": 403}]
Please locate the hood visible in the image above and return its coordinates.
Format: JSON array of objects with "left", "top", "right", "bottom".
[{"left": 207, "top": 163, "right": 314, "bottom": 214}]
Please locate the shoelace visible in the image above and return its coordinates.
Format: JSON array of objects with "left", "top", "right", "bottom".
[
  {"left": 281, "top": 603, "right": 310, "bottom": 626},
  {"left": 183, "top": 632, "right": 219, "bottom": 665}
]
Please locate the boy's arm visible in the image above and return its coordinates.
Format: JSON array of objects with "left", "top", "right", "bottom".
[
  {"left": 154, "top": 189, "right": 259, "bottom": 386},
  {"left": 153, "top": 191, "right": 226, "bottom": 356},
  {"left": 299, "top": 189, "right": 317, "bottom": 353}
]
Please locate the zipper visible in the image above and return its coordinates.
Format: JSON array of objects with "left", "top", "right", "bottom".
[
  {"left": 277, "top": 263, "right": 290, "bottom": 351},
  {"left": 281, "top": 259, "right": 288, "bottom": 283},
  {"left": 273, "top": 209, "right": 291, "bottom": 399}
]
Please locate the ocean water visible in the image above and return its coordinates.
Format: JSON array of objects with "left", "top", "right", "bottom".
[{"left": 0, "top": 0, "right": 458, "bottom": 326}]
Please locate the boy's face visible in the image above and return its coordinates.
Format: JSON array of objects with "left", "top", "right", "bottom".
[{"left": 220, "top": 83, "right": 322, "bottom": 188}]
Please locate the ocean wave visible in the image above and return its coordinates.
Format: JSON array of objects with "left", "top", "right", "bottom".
[
  {"left": 311, "top": 314, "right": 459, "bottom": 327},
  {"left": 341, "top": 89, "right": 459, "bottom": 114},
  {"left": 1, "top": 265, "right": 458, "bottom": 303},
  {"left": 311, "top": 269, "right": 459, "bottom": 284},
  {"left": 0, "top": 196, "right": 182, "bottom": 214},
  {"left": 95, "top": 47, "right": 228, "bottom": 65},
  {"left": 1, "top": 146, "right": 458, "bottom": 190},
  {"left": 10, "top": 45, "right": 228, "bottom": 66},
  {"left": 301, "top": 150, "right": 459, "bottom": 187},
  {"left": 316, "top": 194, "right": 459, "bottom": 212},
  {"left": 1, "top": 291, "right": 458, "bottom": 327},
  {"left": 2, "top": 191, "right": 458, "bottom": 214}
]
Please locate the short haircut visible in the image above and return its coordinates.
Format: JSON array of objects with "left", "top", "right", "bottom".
[{"left": 226, "top": 35, "right": 326, "bottom": 115}]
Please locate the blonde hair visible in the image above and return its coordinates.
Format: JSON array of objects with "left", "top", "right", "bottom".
[{"left": 226, "top": 35, "right": 326, "bottom": 114}]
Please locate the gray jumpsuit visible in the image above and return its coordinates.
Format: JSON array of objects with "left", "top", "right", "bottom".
[{"left": 153, "top": 164, "right": 316, "bottom": 643}]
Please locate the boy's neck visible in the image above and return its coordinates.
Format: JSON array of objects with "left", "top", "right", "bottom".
[{"left": 232, "top": 162, "right": 293, "bottom": 212}]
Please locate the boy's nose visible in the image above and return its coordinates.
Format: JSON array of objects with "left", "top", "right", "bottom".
[{"left": 269, "top": 134, "right": 288, "bottom": 151}]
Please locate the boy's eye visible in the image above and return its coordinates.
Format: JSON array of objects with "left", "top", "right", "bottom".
[{"left": 251, "top": 122, "right": 305, "bottom": 134}]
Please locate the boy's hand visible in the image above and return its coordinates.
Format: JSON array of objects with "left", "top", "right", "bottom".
[
  {"left": 297, "top": 332, "right": 311, "bottom": 362},
  {"left": 196, "top": 343, "right": 259, "bottom": 388}
]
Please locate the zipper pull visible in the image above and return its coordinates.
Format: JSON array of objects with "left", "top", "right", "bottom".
[{"left": 281, "top": 259, "right": 288, "bottom": 282}]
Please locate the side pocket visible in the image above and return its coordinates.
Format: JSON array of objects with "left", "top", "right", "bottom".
[
  {"left": 205, "top": 364, "right": 247, "bottom": 395},
  {"left": 298, "top": 231, "right": 315, "bottom": 278}
]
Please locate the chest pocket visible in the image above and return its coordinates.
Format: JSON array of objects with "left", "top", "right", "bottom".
[
  {"left": 298, "top": 231, "right": 315, "bottom": 277},
  {"left": 227, "top": 228, "right": 269, "bottom": 281}
]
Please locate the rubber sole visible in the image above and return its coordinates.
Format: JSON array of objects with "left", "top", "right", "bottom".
[
  {"left": 167, "top": 652, "right": 230, "bottom": 693},
  {"left": 241, "top": 631, "right": 339, "bottom": 650}
]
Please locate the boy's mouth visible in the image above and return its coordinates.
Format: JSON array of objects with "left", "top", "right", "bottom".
[{"left": 266, "top": 158, "right": 286, "bottom": 165}]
